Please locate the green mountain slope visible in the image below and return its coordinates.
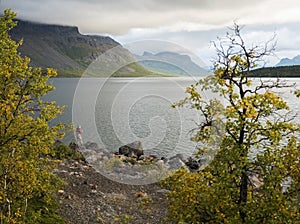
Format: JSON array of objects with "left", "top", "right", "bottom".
[{"left": 10, "top": 20, "right": 166, "bottom": 77}]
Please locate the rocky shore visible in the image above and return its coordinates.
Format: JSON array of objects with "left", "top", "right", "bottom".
[
  {"left": 55, "top": 140, "right": 206, "bottom": 223},
  {"left": 78, "top": 141, "right": 206, "bottom": 185},
  {"left": 55, "top": 159, "right": 171, "bottom": 224}
]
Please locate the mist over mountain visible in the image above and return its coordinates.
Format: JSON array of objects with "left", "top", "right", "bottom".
[{"left": 134, "top": 51, "right": 210, "bottom": 77}]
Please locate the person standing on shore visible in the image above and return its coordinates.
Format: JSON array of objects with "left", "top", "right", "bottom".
[{"left": 75, "top": 125, "right": 83, "bottom": 146}]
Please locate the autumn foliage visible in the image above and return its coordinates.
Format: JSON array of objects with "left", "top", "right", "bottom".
[
  {"left": 0, "top": 10, "right": 65, "bottom": 223},
  {"left": 165, "top": 24, "right": 300, "bottom": 223}
]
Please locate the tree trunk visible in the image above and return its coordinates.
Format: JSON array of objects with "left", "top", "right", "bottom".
[{"left": 239, "top": 169, "right": 248, "bottom": 222}]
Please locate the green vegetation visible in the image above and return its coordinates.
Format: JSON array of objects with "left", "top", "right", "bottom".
[
  {"left": 53, "top": 142, "right": 85, "bottom": 161},
  {"left": 139, "top": 60, "right": 189, "bottom": 76},
  {"left": 64, "top": 44, "right": 94, "bottom": 62},
  {"left": 112, "top": 62, "right": 172, "bottom": 77},
  {"left": 114, "top": 214, "right": 134, "bottom": 223},
  {"left": 56, "top": 63, "right": 170, "bottom": 78},
  {"left": 165, "top": 24, "right": 300, "bottom": 223},
  {"left": 0, "top": 10, "right": 66, "bottom": 223},
  {"left": 102, "top": 157, "right": 124, "bottom": 171},
  {"left": 56, "top": 62, "right": 171, "bottom": 78}
]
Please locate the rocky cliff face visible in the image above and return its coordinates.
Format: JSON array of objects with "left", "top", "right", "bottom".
[{"left": 10, "top": 20, "right": 140, "bottom": 77}]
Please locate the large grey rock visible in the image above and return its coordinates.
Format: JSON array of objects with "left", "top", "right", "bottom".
[
  {"left": 185, "top": 157, "right": 200, "bottom": 172},
  {"left": 166, "top": 156, "right": 185, "bottom": 170},
  {"left": 119, "top": 141, "right": 144, "bottom": 159}
]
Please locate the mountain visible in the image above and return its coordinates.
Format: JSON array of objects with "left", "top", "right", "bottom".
[
  {"left": 134, "top": 51, "right": 210, "bottom": 77},
  {"left": 10, "top": 20, "right": 165, "bottom": 77},
  {"left": 276, "top": 55, "right": 300, "bottom": 67}
]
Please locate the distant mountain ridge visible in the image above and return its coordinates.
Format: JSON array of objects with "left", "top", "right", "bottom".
[
  {"left": 10, "top": 20, "right": 163, "bottom": 77},
  {"left": 13, "top": 19, "right": 299, "bottom": 78},
  {"left": 134, "top": 51, "right": 210, "bottom": 77},
  {"left": 276, "top": 55, "right": 300, "bottom": 67}
]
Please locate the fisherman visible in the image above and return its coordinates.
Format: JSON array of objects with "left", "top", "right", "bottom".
[{"left": 75, "top": 125, "right": 83, "bottom": 146}]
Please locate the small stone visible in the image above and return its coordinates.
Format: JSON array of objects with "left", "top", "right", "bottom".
[
  {"left": 66, "top": 195, "right": 72, "bottom": 199},
  {"left": 156, "top": 189, "right": 170, "bottom": 194},
  {"left": 82, "top": 165, "right": 89, "bottom": 170},
  {"left": 91, "top": 190, "right": 97, "bottom": 194},
  {"left": 66, "top": 203, "right": 73, "bottom": 208}
]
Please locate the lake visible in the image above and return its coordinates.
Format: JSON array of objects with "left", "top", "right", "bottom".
[{"left": 47, "top": 77, "right": 300, "bottom": 159}]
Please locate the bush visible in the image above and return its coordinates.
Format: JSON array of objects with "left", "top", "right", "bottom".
[{"left": 53, "top": 142, "right": 85, "bottom": 161}]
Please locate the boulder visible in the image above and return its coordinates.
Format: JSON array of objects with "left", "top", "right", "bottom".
[
  {"left": 166, "top": 156, "right": 185, "bottom": 170},
  {"left": 185, "top": 157, "right": 200, "bottom": 171},
  {"left": 119, "top": 141, "right": 144, "bottom": 159}
]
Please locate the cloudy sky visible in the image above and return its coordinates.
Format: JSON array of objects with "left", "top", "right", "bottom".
[{"left": 1, "top": 0, "right": 300, "bottom": 66}]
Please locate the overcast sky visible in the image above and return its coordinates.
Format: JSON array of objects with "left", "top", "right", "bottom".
[{"left": 1, "top": 0, "right": 300, "bottom": 66}]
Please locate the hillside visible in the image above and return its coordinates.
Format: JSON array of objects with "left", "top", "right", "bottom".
[
  {"left": 249, "top": 65, "right": 300, "bottom": 77},
  {"left": 10, "top": 20, "right": 165, "bottom": 77}
]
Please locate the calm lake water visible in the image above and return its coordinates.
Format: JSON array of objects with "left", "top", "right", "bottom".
[{"left": 46, "top": 77, "right": 300, "bottom": 158}]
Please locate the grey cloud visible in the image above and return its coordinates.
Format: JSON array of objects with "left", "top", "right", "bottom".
[
  {"left": 1, "top": 0, "right": 299, "bottom": 64},
  {"left": 116, "top": 21, "right": 300, "bottom": 66},
  {"left": 1, "top": 0, "right": 269, "bottom": 34}
]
